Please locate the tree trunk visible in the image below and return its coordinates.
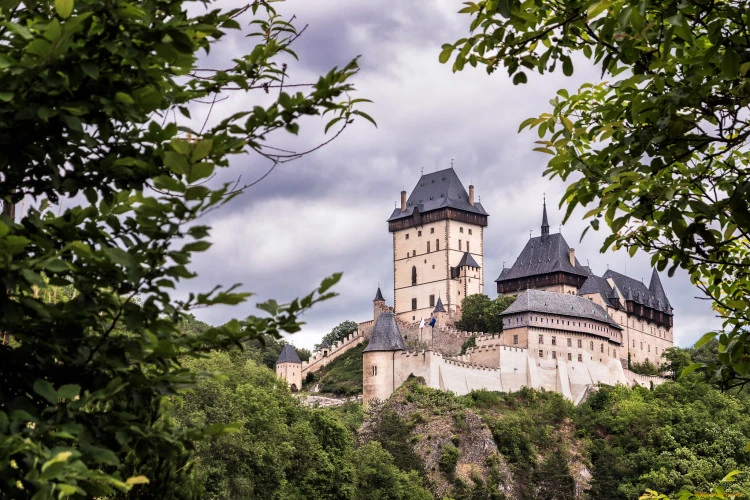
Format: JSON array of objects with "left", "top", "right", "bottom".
[{"left": 2, "top": 199, "right": 14, "bottom": 345}]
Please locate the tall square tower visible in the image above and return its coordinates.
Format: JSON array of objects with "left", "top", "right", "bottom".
[{"left": 387, "top": 168, "right": 488, "bottom": 323}]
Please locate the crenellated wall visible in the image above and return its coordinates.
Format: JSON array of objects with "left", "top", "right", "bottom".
[{"left": 301, "top": 332, "right": 365, "bottom": 376}]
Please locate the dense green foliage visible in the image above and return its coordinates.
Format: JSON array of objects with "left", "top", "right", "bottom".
[
  {"left": 172, "top": 350, "right": 430, "bottom": 499},
  {"left": 304, "top": 342, "right": 366, "bottom": 396},
  {"left": 444, "top": 0, "right": 750, "bottom": 390},
  {"left": 455, "top": 294, "right": 515, "bottom": 333},
  {"left": 318, "top": 320, "right": 360, "bottom": 350},
  {"left": 0, "top": 1, "right": 372, "bottom": 497}
]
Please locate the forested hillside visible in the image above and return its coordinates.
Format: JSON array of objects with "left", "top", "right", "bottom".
[{"left": 157, "top": 336, "right": 750, "bottom": 499}]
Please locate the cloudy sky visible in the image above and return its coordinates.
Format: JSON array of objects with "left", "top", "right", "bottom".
[{"left": 181, "top": 1, "right": 721, "bottom": 350}]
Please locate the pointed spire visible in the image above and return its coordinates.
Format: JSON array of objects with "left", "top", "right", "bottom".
[
  {"left": 433, "top": 296, "right": 446, "bottom": 313},
  {"left": 373, "top": 286, "right": 385, "bottom": 302},
  {"left": 649, "top": 269, "right": 668, "bottom": 304},
  {"left": 541, "top": 194, "right": 550, "bottom": 236}
]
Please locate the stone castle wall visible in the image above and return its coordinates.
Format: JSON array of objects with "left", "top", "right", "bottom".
[{"left": 301, "top": 332, "right": 365, "bottom": 376}]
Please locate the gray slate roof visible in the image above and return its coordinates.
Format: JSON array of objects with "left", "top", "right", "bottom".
[
  {"left": 364, "top": 312, "right": 406, "bottom": 352},
  {"left": 373, "top": 287, "right": 385, "bottom": 302},
  {"left": 602, "top": 270, "right": 672, "bottom": 314},
  {"left": 501, "top": 289, "right": 622, "bottom": 329},
  {"left": 433, "top": 297, "right": 446, "bottom": 313},
  {"left": 495, "top": 233, "right": 588, "bottom": 282},
  {"left": 577, "top": 273, "right": 620, "bottom": 308},
  {"left": 387, "top": 168, "right": 488, "bottom": 222},
  {"left": 320, "top": 339, "right": 330, "bottom": 349},
  {"left": 457, "top": 252, "right": 480, "bottom": 268},
  {"left": 276, "top": 344, "right": 302, "bottom": 364}
]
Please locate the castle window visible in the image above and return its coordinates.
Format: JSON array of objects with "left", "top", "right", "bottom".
[
  {"left": 567, "top": 338, "right": 572, "bottom": 347},
  {"left": 513, "top": 335, "right": 518, "bottom": 345},
  {"left": 551, "top": 336, "right": 557, "bottom": 346},
  {"left": 412, "top": 298, "right": 417, "bottom": 310},
  {"left": 459, "top": 240, "right": 462, "bottom": 251},
  {"left": 539, "top": 350, "right": 544, "bottom": 357},
  {"left": 431, "top": 227, "right": 435, "bottom": 234},
  {"left": 601, "top": 343, "right": 604, "bottom": 353},
  {"left": 469, "top": 229, "right": 472, "bottom": 235},
  {"left": 648, "top": 344, "right": 651, "bottom": 352},
  {"left": 640, "top": 342, "right": 643, "bottom": 350},
  {"left": 539, "top": 335, "right": 544, "bottom": 344},
  {"left": 552, "top": 351, "right": 557, "bottom": 359},
  {"left": 436, "top": 239, "right": 440, "bottom": 251},
  {"left": 412, "top": 266, "right": 417, "bottom": 286},
  {"left": 427, "top": 241, "right": 431, "bottom": 253},
  {"left": 412, "top": 250, "right": 416, "bottom": 257},
  {"left": 568, "top": 353, "right": 572, "bottom": 361},
  {"left": 406, "top": 233, "right": 409, "bottom": 240},
  {"left": 429, "top": 295, "right": 435, "bottom": 307},
  {"left": 467, "top": 241, "right": 470, "bottom": 253},
  {"left": 613, "top": 350, "right": 616, "bottom": 358},
  {"left": 372, "top": 366, "right": 377, "bottom": 376},
  {"left": 590, "top": 341, "right": 594, "bottom": 350},
  {"left": 418, "top": 230, "right": 422, "bottom": 237},
  {"left": 578, "top": 354, "right": 583, "bottom": 362},
  {"left": 577, "top": 339, "right": 582, "bottom": 348},
  {"left": 633, "top": 340, "right": 635, "bottom": 347},
  {"left": 460, "top": 227, "right": 464, "bottom": 233}
]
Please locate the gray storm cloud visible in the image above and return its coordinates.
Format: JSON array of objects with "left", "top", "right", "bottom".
[{"left": 183, "top": 1, "right": 721, "bottom": 350}]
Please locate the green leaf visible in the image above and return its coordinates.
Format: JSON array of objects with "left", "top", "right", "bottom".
[
  {"left": 42, "top": 258, "right": 70, "bottom": 273},
  {"left": 562, "top": 58, "right": 573, "bottom": 76},
  {"left": 512, "top": 72, "right": 528, "bottom": 85},
  {"left": 680, "top": 363, "right": 702, "bottom": 378},
  {"left": 186, "top": 162, "right": 214, "bottom": 183},
  {"left": 164, "top": 151, "right": 189, "bottom": 175},
  {"left": 0, "top": 91, "right": 13, "bottom": 102},
  {"left": 115, "top": 92, "right": 135, "bottom": 105},
  {"left": 125, "top": 475, "right": 150, "bottom": 486},
  {"left": 57, "top": 384, "right": 80, "bottom": 400},
  {"left": 438, "top": 44, "right": 454, "bottom": 64},
  {"left": 33, "top": 379, "right": 58, "bottom": 404},
  {"left": 191, "top": 139, "right": 213, "bottom": 162},
  {"left": 55, "top": 0, "right": 74, "bottom": 18},
  {"left": 722, "top": 49, "right": 740, "bottom": 78},
  {"left": 694, "top": 331, "right": 716, "bottom": 348}
]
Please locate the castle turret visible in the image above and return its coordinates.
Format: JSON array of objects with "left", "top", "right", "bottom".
[
  {"left": 275, "top": 344, "right": 302, "bottom": 392},
  {"left": 373, "top": 286, "right": 389, "bottom": 320},
  {"left": 432, "top": 296, "right": 447, "bottom": 328},
  {"left": 363, "top": 312, "right": 405, "bottom": 405}
]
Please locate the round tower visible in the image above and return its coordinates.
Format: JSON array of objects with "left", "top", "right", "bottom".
[{"left": 363, "top": 312, "right": 406, "bottom": 405}]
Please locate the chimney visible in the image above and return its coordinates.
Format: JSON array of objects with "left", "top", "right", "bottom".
[
  {"left": 468, "top": 185, "right": 475, "bottom": 206},
  {"left": 400, "top": 190, "right": 407, "bottom": 211},
  {"left": 569, "top": 248, "right": 576, "bottom": 266}
]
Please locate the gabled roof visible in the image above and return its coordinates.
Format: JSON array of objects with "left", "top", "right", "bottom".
[
  {"left": 457, "top": 252, "right": 480, "bottom": 268},
  {"left": 364, "top": 312, "right": 406, "bottom": 352},
  {"left": 433, "top": 297, "right": 446, "bottom": 313},
  {"left": 495, "top": 233, "right": 588, "bottom": 282},
  {"left": 501, "top": 289, "right": 622, "bottom": 329},
  {"left": 387, "top": 168, "right": 488, "bottom": 222},
  {"left": 603, "top": 270, "right": 672, "bottom": 314},
  {"left": 276, "top": 344, "right": 301, "bottom": 364},
  {"left": 373, "top": 287, "right": 385, "bottom": 302}
]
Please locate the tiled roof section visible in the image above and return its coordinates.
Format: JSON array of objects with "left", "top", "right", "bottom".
[
  {"left": 577, "top": 273, "right": 619, "bottom": 308},
  {"left": 364, "top": 312, "right": 406, "bottom": 352},
  {"left": 603, "top": 270, "right": 672, "bottom": 314},
  {"left": 457, "top": 252, "right": 480, "bottom": 268},
  {"left": 433, "top": 297, "right": 446, "bottom": 313},
  {"left": 374, "top": 287, "right": 385, "bottom": 302},
  {"left": 501, "top": 289, "right": 622, "bottom": 329},
  {"left": 387, "top": 168, "right": 488, "bottom": 222},
  {"left": 276, "top": 344, "right": 302, "bottom": 364},
  {"left": 494, "top": 233, "right": 589, "bottom": 282}
]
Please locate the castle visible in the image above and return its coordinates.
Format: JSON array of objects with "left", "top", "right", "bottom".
[{"left": 277, "top": 168, "right": 674, "bottom": 403}]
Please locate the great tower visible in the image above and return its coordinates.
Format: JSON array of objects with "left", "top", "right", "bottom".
[{"left": 387, "top": 168, "right": 488, "bottom": 323}]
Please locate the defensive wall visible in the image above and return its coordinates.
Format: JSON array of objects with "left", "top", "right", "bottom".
[{"left": 301, "top": 332, "right": 365, "bottom": 377}]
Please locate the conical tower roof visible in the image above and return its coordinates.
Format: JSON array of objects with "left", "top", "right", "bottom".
[
  {"left": 433, "top": 297, "right": 446, "bottom": 313},
  {"left": 541, "top": 197, "right": 550, "bottom": 236},
  {"left": 364, "top": 312, "right": 406, "bottom": 352},
  {"left": 373, "top": 287, "right": 385, "bottom": 302}
]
